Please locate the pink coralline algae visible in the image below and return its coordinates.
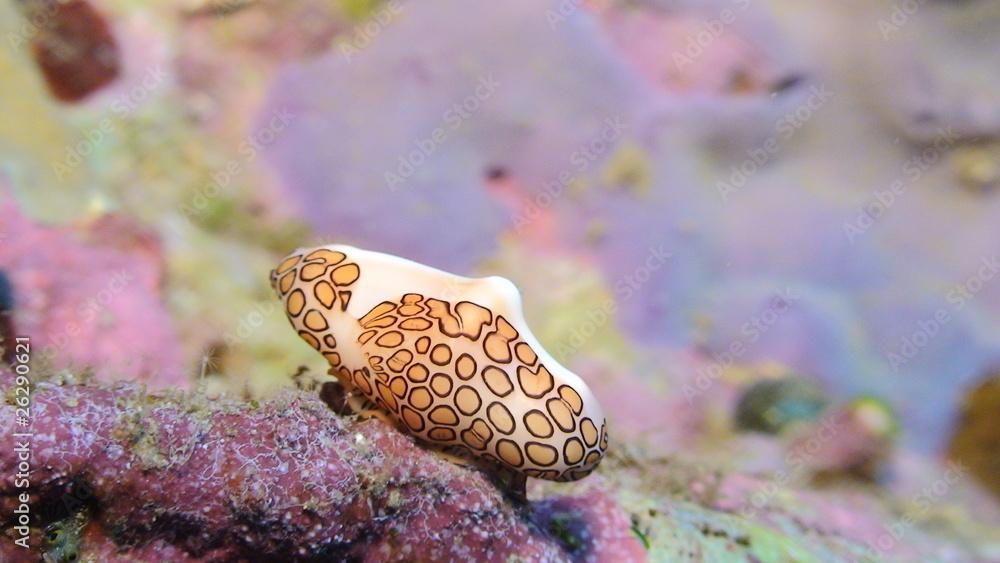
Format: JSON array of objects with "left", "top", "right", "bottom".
[
  {"left": 577, "top": 352, "right": 714, "bottom": 454},
  {"left": 254, "top": 0, "right": 1000, "bottom": 458},
  {"left": 0, "top": 372, "right": 645, "bottom": 562},
  {"left": 589, "top": 1, "right": 795, "bottom": 96},
  {"left": 0, "top": 198, "right": 185, "bottom": 387}
]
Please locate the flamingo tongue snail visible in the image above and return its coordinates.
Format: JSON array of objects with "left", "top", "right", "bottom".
[{"left": 271, "top": 245, "right": 608, "bottom": 491}]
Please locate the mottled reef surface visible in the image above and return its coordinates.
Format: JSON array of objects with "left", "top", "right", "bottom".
[{"left": 2, "top": 368, "right": 998, "bottom": 562}]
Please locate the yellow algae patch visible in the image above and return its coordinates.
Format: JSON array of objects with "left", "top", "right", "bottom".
[
  {"left": 0, "top": 8, "right": 88, "bottom": 217},
  {"left": 601, "top": 141, "right": 652, "bottom": 196}
]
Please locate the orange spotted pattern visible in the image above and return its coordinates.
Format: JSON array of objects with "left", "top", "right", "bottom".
[{"left": 270, "top": 248, "right": 608, "bottom": 481}]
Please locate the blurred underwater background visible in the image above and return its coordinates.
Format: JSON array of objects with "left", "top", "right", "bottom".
[{"left": 1, "top": 0, "right": 1000, "bottom": 560}]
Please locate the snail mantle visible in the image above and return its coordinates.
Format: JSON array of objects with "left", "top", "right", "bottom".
[{"left": 271, "top": 245, "right": 608, "bottom": 492}]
